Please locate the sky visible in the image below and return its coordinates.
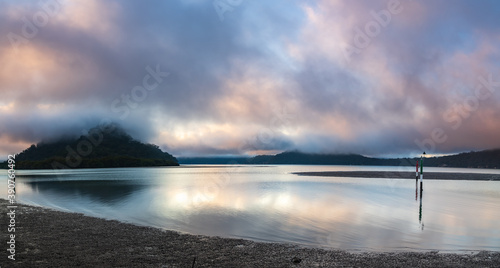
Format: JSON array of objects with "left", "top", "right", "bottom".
[{"left": 1, "top": 0, "right": 500, "bottom": 158}]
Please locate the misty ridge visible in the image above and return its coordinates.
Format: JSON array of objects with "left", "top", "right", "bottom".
[
  {"left": 2, "top": 123, "right": 500, "bottom": 170},
  {"left": 181, "top": 150, "right": 500, "bottom": 169},
  {"left": 5, "top": 124, "right": 178, "bottom": 169}
]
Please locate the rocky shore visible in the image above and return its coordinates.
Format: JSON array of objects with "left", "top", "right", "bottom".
[{"left": 1, "top": 199, "right": 499, "bottom": 267}]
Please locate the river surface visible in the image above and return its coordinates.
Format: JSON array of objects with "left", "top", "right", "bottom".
[{"left": 2, "top": 165, "right": 500, "bottom": 252}]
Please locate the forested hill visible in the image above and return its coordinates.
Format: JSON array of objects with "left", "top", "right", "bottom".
[
  {"left": 420, "top": 149, "right": 500, "bottom": 169},
  {"left": 246, "top": 150, "right": 500, "bottom": 169},
  {"left": 177, "top": 149, "right": 500, "bottom": 168},
  {"left": 6, "top": 126, "right": 178, "bottom": 169}
]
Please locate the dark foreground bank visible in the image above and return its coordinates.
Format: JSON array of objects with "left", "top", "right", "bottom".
[
  {"left": 293, "top": 171, "right": 500, "bottom": 181},
  {"left": 1, "top": 200, "right": 499, "bottom": 267}
]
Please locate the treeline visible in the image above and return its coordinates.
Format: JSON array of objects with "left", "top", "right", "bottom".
[
  {"left": 246, "top": 150, "right": 500, "bottom": 169},
  {"left": 177, "top": 149, "right": 500, "bottom": 169},
  {"left": 246, "top": 151, "right": 411, "bottom": 166},
  {"left": 248, "top": 152, "right": 386, "bottom": 165},
  {"left": 420, "top": 149, "right": 500, "bottom": 169}
]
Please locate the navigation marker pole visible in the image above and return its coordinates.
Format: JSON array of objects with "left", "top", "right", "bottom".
[
  {"left": 416, "top": 160, "right": 419, "bottom": 183},
  {"left": 420, "top": 152, "right": 425, "bottom": 192}
]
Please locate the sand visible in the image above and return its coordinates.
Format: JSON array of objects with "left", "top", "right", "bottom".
[{"left": 293, "top": 171, "right": 500, "bottom": 181}]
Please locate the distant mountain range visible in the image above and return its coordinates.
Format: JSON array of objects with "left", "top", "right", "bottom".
[
  {"left": 179, "top": 149, "right": 500, "bottom": 169},
  {"left": 3, "top": 125, "right": 178, "bottom": 169},
  {"left": 2, "top": 124, "right": 499, "bottom": 170}
]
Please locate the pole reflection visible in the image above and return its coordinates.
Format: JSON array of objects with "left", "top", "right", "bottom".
[{"left": 418, "top": 183, "right": 424, "bottom": 231}]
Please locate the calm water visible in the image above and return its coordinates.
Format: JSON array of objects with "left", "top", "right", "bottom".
[{"left": 2, "top": 165, "right": 500, "bottom": 252}]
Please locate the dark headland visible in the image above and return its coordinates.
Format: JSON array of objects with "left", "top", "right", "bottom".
[
  {"left": 1, "top": 199, "right": 499, "bottom": 268},
  {"left": 1, "top": 125, "right": 178, "bottom": 169}
]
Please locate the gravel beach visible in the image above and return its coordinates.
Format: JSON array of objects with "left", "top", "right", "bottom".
[{"left": 1, "top": 199, "right": 499, "bottom": 267}]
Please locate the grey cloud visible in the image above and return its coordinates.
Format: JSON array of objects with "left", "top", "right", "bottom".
[{"left": 1, "top": 0, "right": 500, "bottom": 157}]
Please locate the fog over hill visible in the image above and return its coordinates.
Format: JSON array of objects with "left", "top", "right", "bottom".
[{"left": 4, "top": 125, "right": 178, "bottom": 169}]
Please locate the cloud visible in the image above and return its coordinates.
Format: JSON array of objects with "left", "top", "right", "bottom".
[{"left": 1, "top": 0, "right": 500, "bottom": 158}]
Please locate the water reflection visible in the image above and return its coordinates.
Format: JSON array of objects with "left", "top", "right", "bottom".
[
  {"left": 26, "top": 180, "right": 144, "bottom": 204},
  {"left": 415, "top": 182, "right": 418, "bottom": 201},
  {"left": 416, "top": 179, "right": 424, "bottom": 231},
  {"left": 1, "top": 166, "right": 499, "bottom": 252},
  {"left": 419, "top": 189, "right": 424, "bottom": 231}
]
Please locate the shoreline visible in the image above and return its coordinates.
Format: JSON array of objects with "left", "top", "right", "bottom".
[
  {"left": 293, "top": 171, "right": 500, "bottom": 181},
  {"left": 1, "top": 199, "right": 499, "bottom": 267}
]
